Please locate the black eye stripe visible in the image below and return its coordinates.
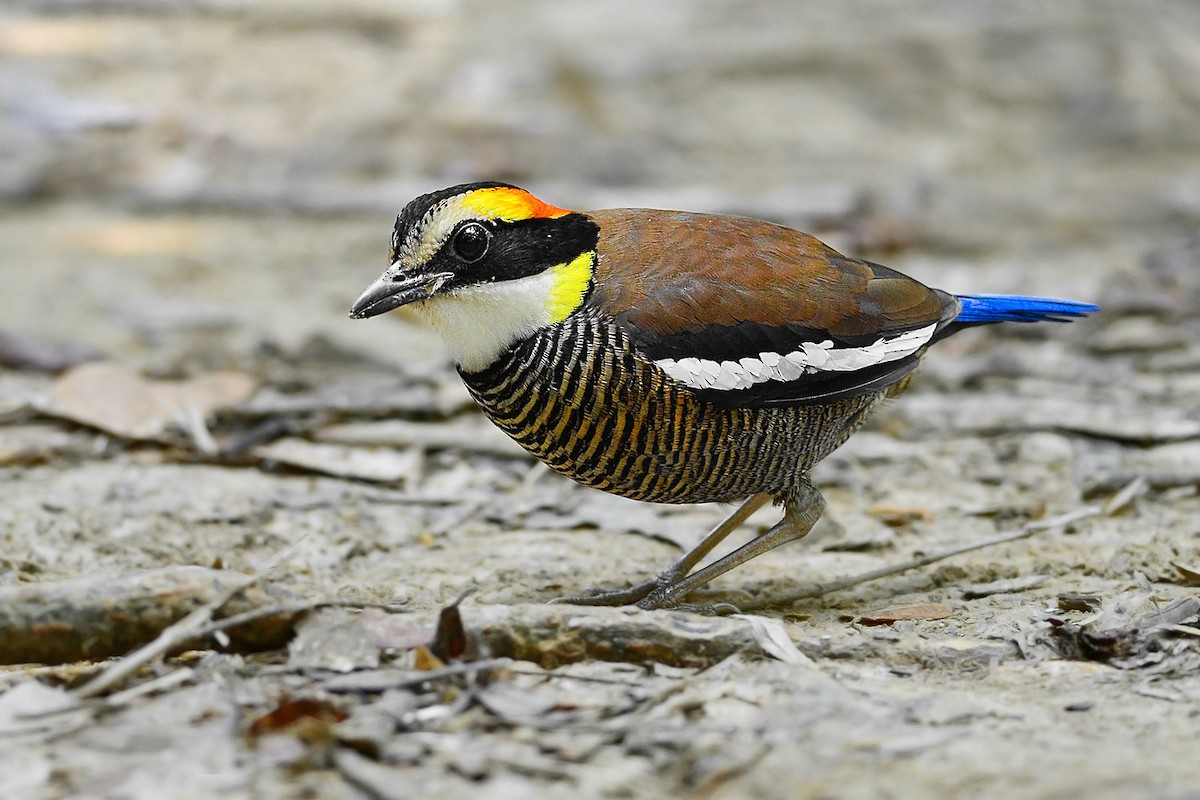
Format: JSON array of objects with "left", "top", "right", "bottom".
[{"left": 430, "top": 213, "right": 601, "bottom": 291}]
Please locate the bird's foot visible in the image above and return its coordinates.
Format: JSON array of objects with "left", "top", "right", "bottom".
[
  {"left": 552, "top": 494, "right": 774, "bottom": 610},
  {"left": 638, "top": 595, "right": 742, "bottom": 615},
  {"left": 633, "top": 582, "right": 685, "bottom": 610},
  {"left": 552, "top": 568, "right": 686, "bottom": 607},
  {"left": 553, "top": 574, "right": 742, "bottom": 615},
  {"left": 552, "top": 579, "right": 664, "bottom": 607},
  {"left": 632, "top": 581, "right": 742, "bottom": 613}
]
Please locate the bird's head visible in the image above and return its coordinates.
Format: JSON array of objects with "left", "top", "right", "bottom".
[{"left": 350, "top": 182, "right": 599, "bottom": 371}]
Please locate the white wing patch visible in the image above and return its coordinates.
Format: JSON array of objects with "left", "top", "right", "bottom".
[{"left": 655, "top": 324, "right": 937, "bottom": 391}]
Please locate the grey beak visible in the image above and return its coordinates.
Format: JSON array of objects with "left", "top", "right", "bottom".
[{"left": 349, "top": 269, "right": 454, "bottom": 319}]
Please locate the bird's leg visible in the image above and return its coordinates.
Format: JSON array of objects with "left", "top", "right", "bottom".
[
  {"left": 558, "top": 492, "right": 771, "bottom": 606},
  {"left": 636, "top": 479, "right": 825, "bottom": 610}
]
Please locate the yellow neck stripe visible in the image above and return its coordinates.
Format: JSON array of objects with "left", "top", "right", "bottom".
[{"left": 547, "top": 251, "right": 594, "bottom": 324}]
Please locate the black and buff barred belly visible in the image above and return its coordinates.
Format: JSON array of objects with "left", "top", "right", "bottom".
[{"left": 459, "top": 308, "right": 885, "bottom": 504}]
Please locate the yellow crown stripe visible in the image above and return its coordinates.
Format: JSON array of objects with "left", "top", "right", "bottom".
[
  {"left": 460, "top": 187, "right": 572, "bottom": 222},
  {"left": 547, "top": 251, "right": 594, "bottom": 324}
]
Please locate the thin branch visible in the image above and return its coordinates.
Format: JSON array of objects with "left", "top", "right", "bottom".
[
  {"left": 760, "top": 504, "right": 1102, "bottom": 608},
  {"left": 70, "top": 573, "right": 260, "bottom": 700},
  {"left": 70, "top": 537, "right": 310, "bottom": 700}
]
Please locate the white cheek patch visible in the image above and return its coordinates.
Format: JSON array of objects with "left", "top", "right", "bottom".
[
  {"left": 413, "top": 271, "right": 558, "bottom": 373},
  {"left": 655, "top": 323, "right": 937, "bottom": 391}
]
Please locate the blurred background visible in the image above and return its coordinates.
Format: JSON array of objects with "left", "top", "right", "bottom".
[{"left": 3, "top": 0, "right": 1199, "bottom": 373}]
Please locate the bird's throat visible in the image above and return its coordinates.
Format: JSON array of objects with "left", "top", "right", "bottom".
[{"left": 415, "top": 251, "right": 595, "bottom": 373}]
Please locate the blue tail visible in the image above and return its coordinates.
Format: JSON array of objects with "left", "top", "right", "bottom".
[{"left": 955, "top": 294, "right": 1099, "bottom": 324}]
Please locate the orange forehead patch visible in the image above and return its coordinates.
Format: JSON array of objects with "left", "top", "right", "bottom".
[{"left": 460, "top": 187, "right": 572, "bottom": 222}]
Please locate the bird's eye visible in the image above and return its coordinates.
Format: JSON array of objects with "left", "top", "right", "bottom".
[{"left": 452, "top": 223, "right": 490, "bottom": 263}]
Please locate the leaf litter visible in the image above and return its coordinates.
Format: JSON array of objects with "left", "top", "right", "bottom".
[{"left": 3, "top": 337, "right": 1198, "bottom": 800}]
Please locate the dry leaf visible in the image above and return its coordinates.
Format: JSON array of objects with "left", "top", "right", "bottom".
[
  {"left": 858, "top": 602, "right": 955, "bottom": 626},
  {"left": 430, "top": 604, "right": 471, "bottom": 663},
  {"left": 866, "top": 504, "right": 934, "bottom": 526},
  {"left": 412, "top": 646, "right": 446, "bottom": 671},
  {"left": 246, "top": 697, "right": 347, "bottom": 738},
  {"left": 41, "top": 362, "right": 256, "bottom": 441}
]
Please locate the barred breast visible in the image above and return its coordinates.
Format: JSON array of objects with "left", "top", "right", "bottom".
[{"left": 459, "top": 308, "right": 886, "bottom": 504}]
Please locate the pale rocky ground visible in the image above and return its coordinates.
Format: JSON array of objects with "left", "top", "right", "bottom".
[{"left": 1, "top": 2, "right": 1199, "bottom": 799}]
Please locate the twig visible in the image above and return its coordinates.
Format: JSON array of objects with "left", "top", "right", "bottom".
[
  {"left": 69, "top": 573, "right": 261, "bottom": 700},
  {"left": 97, "top": 667, "right": 196, "bottom": 708},
  {"left": 6, "top": 667, "right": 198, "bottom": 741},
  {"left": 70, "top": 539, "right": 309, "bottom": 700},
  {"left": 760, "top": 504, "right": 1102, "bottom": 608}
]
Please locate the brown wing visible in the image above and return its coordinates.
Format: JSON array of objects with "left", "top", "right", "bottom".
[{"left": 585, "top": 208, "right": 958, "bottom": 406}]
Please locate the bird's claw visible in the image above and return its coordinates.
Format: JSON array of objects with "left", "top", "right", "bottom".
[
  {"left": 550, "top": 580, "right": 658, "bottom": 607},
  {"left": 552, "top": 568, "right": 690, "bottom": 608},
  {"left": 554, "top": 577, "right": 741, "bottom": 615}
]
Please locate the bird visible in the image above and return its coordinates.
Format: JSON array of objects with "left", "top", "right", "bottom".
[{"left": 350, "top": 181, "right": 1098, "bottom": 610}]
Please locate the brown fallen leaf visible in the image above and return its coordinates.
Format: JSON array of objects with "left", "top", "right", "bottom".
[
  {"left": 866, "top": 504, "right": 934, "bottom": 527},
  {"left": 1057, "top": 592, "right": 1104, "bottom": 613},
  {"left": 857, "top": 602, "right": 955, "bottom": 626},
  {"left": 412, "top": 645, "right": 446, "bottom": 672},
  {"left": 430, "top": 603, "right": 472, "bottom": 663},
  {"left": 40, "top": 362, "right": 257, "bottom": 441},
  {"left": 246, "top": 697, "right": 348, "bottom": 739}
]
